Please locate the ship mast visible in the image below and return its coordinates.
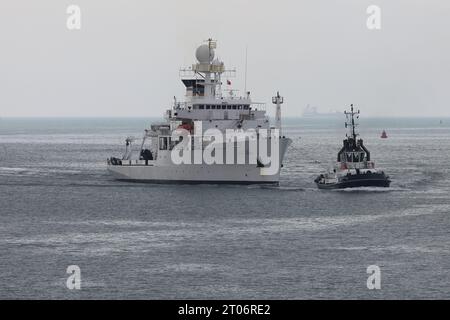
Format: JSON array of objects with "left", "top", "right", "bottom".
[
  {"left": 344, "top": 104, "right": 360, "bottom": 140},
  {"left": 272, "top": 91, "right": 284, "bottom": 137},
  {"left": 179, "top": 38, "right": 237, "bottom": 103}
]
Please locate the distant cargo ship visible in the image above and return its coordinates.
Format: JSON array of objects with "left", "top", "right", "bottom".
[{"left": 302, "top": 105, "right": 341, "bottom": 118}]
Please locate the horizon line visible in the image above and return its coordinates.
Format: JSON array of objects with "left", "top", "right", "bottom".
[{"left": 1, "top": 115, "right": 450, "bottom": 119}]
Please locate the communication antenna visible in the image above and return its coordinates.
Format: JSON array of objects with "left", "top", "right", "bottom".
[{"left": 244, "top": 45, "right": 248, "bottom": 94}]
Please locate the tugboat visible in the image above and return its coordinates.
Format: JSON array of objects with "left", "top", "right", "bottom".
[
  {"left": 381, "top": 130, "right": 388, "bottom": 139},
  {"left": 314, "top": 105, "right": 391, "bottom": 189}
]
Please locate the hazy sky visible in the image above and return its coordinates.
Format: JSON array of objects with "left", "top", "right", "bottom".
[{"left": 1, "top": 0, "right": 449, "bottom": 117}]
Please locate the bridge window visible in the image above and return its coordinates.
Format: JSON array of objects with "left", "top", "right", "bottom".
[
  {"left": 199, "top": 105, "right": 204, "bottom": 109},
  {"left": 206, "top": 105, "right": 211, "bottom": 110},
  {"left": 232, "top": 105, "right": 237, "bottom": 110}
]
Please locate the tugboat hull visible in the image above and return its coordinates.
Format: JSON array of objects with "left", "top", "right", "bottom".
[{"left": 316, "top": 173, "right": 391, "bottom": 189}]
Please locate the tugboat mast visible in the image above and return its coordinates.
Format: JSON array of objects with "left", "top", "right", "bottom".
[{"left": 344, "top": 104, "right": 360, "bottom": 140}]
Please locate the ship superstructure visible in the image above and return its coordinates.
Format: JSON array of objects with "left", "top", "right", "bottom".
[{"left": 107, "top": 39, "right": 291, "bottom": 184}]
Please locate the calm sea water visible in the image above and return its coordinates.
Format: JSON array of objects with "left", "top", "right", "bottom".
[{"left": 0, "top": 117, "right": 449, "bottom": 299}]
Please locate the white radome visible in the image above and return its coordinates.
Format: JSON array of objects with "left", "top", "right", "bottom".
[{"left": 195, "top": 44, "right": 215, "bottom": 63}]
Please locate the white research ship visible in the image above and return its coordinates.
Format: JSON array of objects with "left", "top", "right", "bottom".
[{"left": 107, "top": 39, "right": 292, "bottom": 184}]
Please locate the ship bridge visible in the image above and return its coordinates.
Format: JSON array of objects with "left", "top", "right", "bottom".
[
  {"left": 167, "top": 39, "right": 268, "bottom": 123},
  {"left": 167, "top": 99, "right": 266, "bottom": 122}
]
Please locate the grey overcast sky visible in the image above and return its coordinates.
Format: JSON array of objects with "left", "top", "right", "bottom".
[{"left": 0, "top": 0, "right": 449, "bottom": 117}]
